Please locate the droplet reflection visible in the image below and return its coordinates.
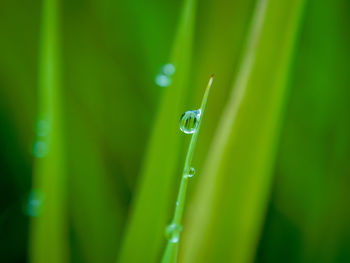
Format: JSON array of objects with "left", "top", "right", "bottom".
[
  {"left": 179, "top": 110, "right": 201, "bottom": 134},
  {"left": 32, "top": 140, "right": 49, "bottom": 158},
  {"left": 162, "top": 63, "right": 175, "bottom": 76},
  {"left": 32, "top": 118, "right": 50, "bottom": 158},
  {"left": 155, "top": 63, "right": 176, "bottom": 87},
  {"left": 187, "top": 167, "right": 195, "bottom": 178},
  {"left": 165, "top": 223, "right": 182, "bottom": 244},
  {"left": 26, "top": 189, "right": 44, "bottom": 217},
  {"left": 35, "top": 119, "right": 50, "bottom": 137},
  {"left": 155, "top": 74, "right": 171, "bottom": 87}
]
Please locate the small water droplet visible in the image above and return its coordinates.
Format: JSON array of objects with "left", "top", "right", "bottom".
[
  {"left": 35, "top": 119, "right": 50, "bottom": 137},
  {"left": 165, "top": 223, "right": 182, "bottom": 243},
  {"left": 26, "top": 189, "right": 44, "bottom": 217},
  {"left": 155, "top": 74, "right": 171, "bottom": 87},
  {"left": 179, "top": 110, "right": 201, "bottom": 134},
  {"left": 162, "top": 63, "right": 176, "bottom": 76},
  {"left": 32, "top": 140, "right": 49, "bottom": 158},
  {"left": 155, "top": 63, "right": 176, "bottom": 87},
  {"left": 187, "top": 167, "right": 195, "bottom": 178}
]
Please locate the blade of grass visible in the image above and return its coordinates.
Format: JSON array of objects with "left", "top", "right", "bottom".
[
  {"left": 161, "top": 76, "right": 213, "bottom": 263},
  {"left": 62, "top": 10, "right": 128, "bottom": 262},
  {"left": 67, "top": 105, "right": 125, "bottom": 263},
  {"left": 29, "top": 0, "right": 69, "bottom": 262},
  {"left": 117, "top": 0, "right": 197, "bottom": 262},
  {"left": 180, "top": 0, "right": 306, "bottom": 262},
  {"left": 189, "top": 0, "right": 256, "bottom": 174},
  {"left": 267, "top": 1, "right": 350, "bottom": 262}
]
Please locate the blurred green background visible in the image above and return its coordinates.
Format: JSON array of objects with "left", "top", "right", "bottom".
[{"left": 1, "top": 0, "right": 350, "bottom": 262}]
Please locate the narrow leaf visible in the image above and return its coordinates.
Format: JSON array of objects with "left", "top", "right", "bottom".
[
  {"left": 117, "top": 0, "right": 198, "bottom": 262},
  {"left": 29, "top": 0, "right": 69, "bottom": 262},
  {"left": 181, "top": 0, "right": 306, "bottom": 262}
]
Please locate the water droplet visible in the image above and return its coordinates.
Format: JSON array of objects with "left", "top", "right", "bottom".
[
  {"left": 165, "top": 223, "right": 182, "bottom": 243},
  {"left": 32, "top": 140, "right": 49, "bottom": 158},
  {"left": 26, "top": 189, "right": 44, "bottom": 217},
  {"left": 162, "top": 63, "right": 176, "bottom": 76},
  {"left": 35, "top": 119, "right": 50, "bottom": 137},
  {"left": 155, "top": 74, "right": 171, "bottom": 87},
  {"left": 179, "top": 110, "right": 201, "bottom": 134},
  {"left": 187, "top": 167, "right": 195, "bottom": 178},
  {"left": 155, "top": 63, "right": 176, "bottom": 87}
]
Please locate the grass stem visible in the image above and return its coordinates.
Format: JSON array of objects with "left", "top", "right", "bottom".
[{"left": 161, "top": 75, "right": 213, "bottom": 263}]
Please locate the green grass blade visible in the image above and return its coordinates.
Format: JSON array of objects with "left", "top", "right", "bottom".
[
  {"left": 29, "top": 0, "right": 69, "bottom": 262},
  {"left": 62, "top": 11, "right": 129, "bottom": 261},
  {"left": 161, "top": 76, "right": 213, "bottom": 263},
  {"left": 67, "top": 109, "right": 125, "bottom": 263},
  {"left": 117, "top": 0, "right": 197, "bottom": 262},
  {"left": 263, "top": 1, "right": 350, "bottom": 262},
  {"left": 189, "top": 0, "right": 256, "bottom": 173},
  {"left": 180, "top": 0, "right": 306, "bottom": 262}
]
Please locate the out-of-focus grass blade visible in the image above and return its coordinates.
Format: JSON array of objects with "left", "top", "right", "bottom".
[
  {"left": 259, "top": 0, "right": 350, "bottom": 262},
  {"left": 117, "top": 0, "right": 197, "bottom": 262},
  {"left": 62, "top": 6, "right": 129, "bottom": 261},
  {"left": 67, "top": 106, "right": 125, "bottom": 263},
  {"left": 0, "top": 1, "right": 39, "bottom": 151},
  {"left": 181, "top": 0, "right": 306, "bottom": 262},
  {"left": 190, "top": 0, "right": 255, "bottom": 167},
  {"left": 29, "top": 0, "right": 69, "bottom": 262}
]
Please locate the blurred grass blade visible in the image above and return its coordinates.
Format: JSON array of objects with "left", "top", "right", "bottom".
[
  {"left": 268, "top": 1, "right": 350, "bottom": 262},
  {"left": 180, "top": 0, "right": 306, "bottom": 262},
  {"left": 117, "top": 0, "right": 197, "bottom": 262},
  {"left": 190, "top": 0, "right": 256, "bottom": 172},
  {"left": 29, "top": 0, "right": 69, "bottom": 262},
  {"left": 61, "top": 8, "right": 131, "bottom": 262},
  {"left": 67, "top": 107, "right": 125, "bottom": 263}
]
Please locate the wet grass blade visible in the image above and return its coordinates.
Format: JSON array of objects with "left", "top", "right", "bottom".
[
  {"left": 29, "top": 0, "right": 69, "bottom": 262},
  {"left": 180, "top": 0, "right": 306, "bottom": 262},
  {"left": 117, "top": 0, "right": 197, "bottom": 262},
  {"left": 161, "top": 76, "right": 213, "bottom": 263}
]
